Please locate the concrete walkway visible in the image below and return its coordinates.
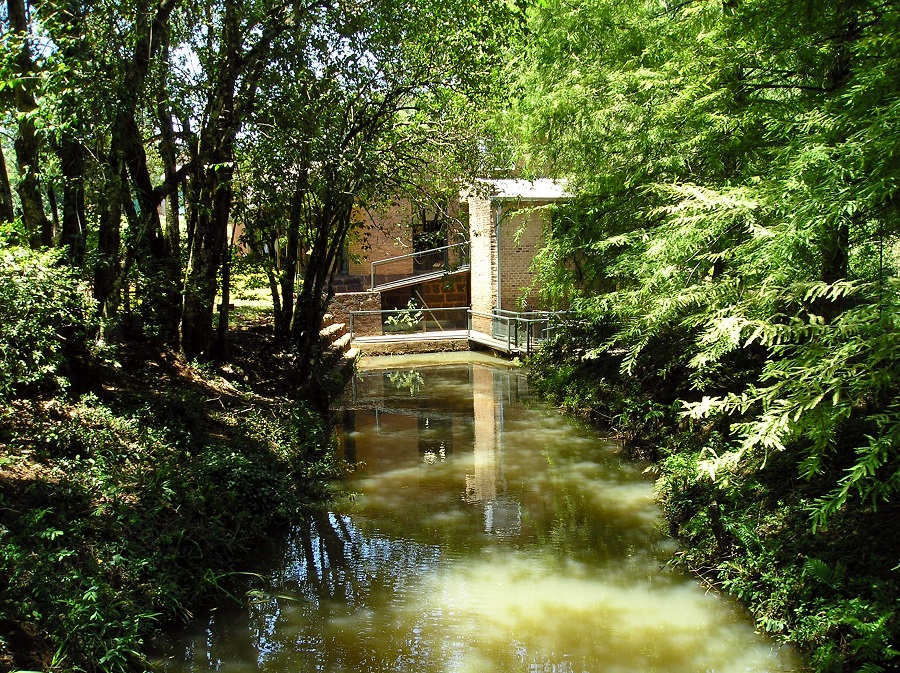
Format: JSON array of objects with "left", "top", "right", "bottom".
[{"left": 351, "top": 329, "right": 529, "bottom": 356}]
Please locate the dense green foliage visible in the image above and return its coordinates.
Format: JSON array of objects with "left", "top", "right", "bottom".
[
  {"left": 0, "top": 244, "right": 96, "bottom": 402},
  {"left": 0, "top": 362, "right": 336, "bottom": 672},
  {"left": 514, "top": 0, "right": 900, "bottom": 669},
  {"left": 0, "top": 245, "right": 345, "bottom": 670},
  {"left": 1, "top": 0, "right": 514, "bottom": 380},
  {"left": 0, "top": 0, "right": 516, "bottom": 667},
  {"left": 5, "top": 0, "right": 900, "bottom": 668}
]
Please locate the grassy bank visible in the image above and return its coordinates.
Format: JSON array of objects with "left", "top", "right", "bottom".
[
  {"left": 0, "top": 327, "right": 342, "bottom": 672},
  {"left": 528, "top": 332, "right": 900, "bottom": 673}
]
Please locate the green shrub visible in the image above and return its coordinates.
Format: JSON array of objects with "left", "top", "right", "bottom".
[
  {"left": 0, "top": 384, "right": 337, "bottom": 672},
  {"left": 0, "top": 246, "right": 97, "bottom": 402}
]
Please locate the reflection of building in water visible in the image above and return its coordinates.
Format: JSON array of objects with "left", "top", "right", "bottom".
[
  {"left": 467, "top": 366, "right": 497, "bottom": 503},
  {"left": 466, "top": 365, "right": 521, "bottom": 536},
  {"left": 419, "top": 415, "right": 451, "bottom": 463},
  {"left": 338, "top": 368, "right": 472, "bottom": 473},
  {"left": 338, "top": 363, "right": 523, "bottom": 536}
]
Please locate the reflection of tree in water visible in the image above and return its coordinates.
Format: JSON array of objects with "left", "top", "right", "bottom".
[
  {"left": 385, "top": 369, "right": 425, "bottom": 396},
  {"left": 528, "top": 471, "right": 656, "bottom": 564},
  {"left": 224, "top": 511, "right": 445, "bottom": 671}
]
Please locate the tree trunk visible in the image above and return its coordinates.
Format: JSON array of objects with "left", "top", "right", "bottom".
[
  {"left": 181, "top": 117, "right": 237, "bottom": 361},
  {"left": 245, "top": 228, "right": 283, "bottom": 330},
  {"left": 180, "top": 0, "right": 241, "bottom": 361},
  {"left": 268, "top": 265, "right": 283, "bottom": 330},
  {"left": 180, "top": 0, "right": 281, "bottom": 359},
  {"left": 159, "top": 118, "right": 182, "bottom": 262},
  {"left": 93, "top": 0, "right": 182, "bottom": 341},
  {"left": 290, "top": 197, "right": 355, "bottom": 411},
  {"left": 182, "top": 161, "right": 234, "bottom": 360},
  {"left": 180, "top": 112, "right": 201, "bottom": 256},
  {"left": 94, "top": 163, "right": 125, "bottom": 320},
  {"left": 47, "top": 183, "right": 59, "bottom": 242},
  {"left": 8, "top": 0, "right": 51, "bottom": 248},
  {"left": 0, "top": 145, "right": 14, "bottom": 224},
  {"left": 59, "top": 138, "right": 87, "bottom": 267},
  {"left": 155, "top": 31, "right": 184, "bottom": 339},
  {"left": 214, "top": 233, "right": 235, "bottom": 359},
  {"left": 276, "top": 175, "right": 308, "bottom": 345},
  {"left": 114, "top": 106, "right": 183, "bottom": 340}
]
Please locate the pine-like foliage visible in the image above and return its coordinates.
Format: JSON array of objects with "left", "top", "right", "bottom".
[
  {"left": 510, "top": 0, "right": 900, "bottom": 668},
  {"left": 515, "top": 0, "right": 900, "bottom": 528}
]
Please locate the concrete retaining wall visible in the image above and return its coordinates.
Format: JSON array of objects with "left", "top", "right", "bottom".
[{"left": 329, "top": 292, "right": 383, "bottom": 337}]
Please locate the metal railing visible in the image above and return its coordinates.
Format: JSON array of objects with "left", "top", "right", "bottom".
[
  {"left": 468, "top": 309, "right": 567, "bottom": 354},
  {"left": 349, "top": 306, "right": 470, "bottom": 338},
  {"left": 347, "top": 305, "right": 567, "bottom": 354},
  {"left": 369, "top": 241, "right": 470, "bottom": 291}
]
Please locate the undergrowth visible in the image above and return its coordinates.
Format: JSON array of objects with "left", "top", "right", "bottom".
[{"left": 0, "top": 352, "right": 341, "bottom": 673}]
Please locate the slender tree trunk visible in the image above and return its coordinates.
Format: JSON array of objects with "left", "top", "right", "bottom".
[
  {"left": 290, "top": 196, "right": 356, "bottom": 411},
  {"left": 115, "top": 107, "right": 183, "bottom": 339},
  {"left": 215, "top": 255, "right": 231, "bottom": 359},
  {"left": 158, "top": 69, "right": 182, "bottom": 263},
  {"left": 214, "top": 230, "right": 236, "bottom": 359},
  {"left": 8, "top": 0, "right": 51, "bottom": 247},
  {"left": 182, "top": 162, "right": 233, "bottom": 360},
  {"left": 144, "top": 32, "right": 185, "bottom": 343},
  {"left": 180, "top": 0, "right": 282, "bottom": 359},
  {"left": 180, "top": 112, "right": 200, "bottom": 256},
  {"left": 156, "top": 27, "right": 184, "bottom": 324},
  {"left": 246, "top": 230, "right": 283, "bottom": 329},
  {"left": 59, "top": 138, "right": 87, "bottom": 267},
  {"left": 268, "top": 265, "right": 283, "bottom": 329},
  {"left": 47, "top": 183, "right": 59, "bottom": 241},
  {"left": 94, "top": 162, "right": 125, "bottom": 319},
  {"left": 181, "top": 107, "right": 238, "bottom": 360},
  {"left": 277, "top": 233, "right": 298, "bottom": 345},
  {"left": 276, "top": 176, "right": 308, "bottom": 345},
  {"left": 180, "top": 0, "right": 241, "bottom": 360},
  {"left": 0, "top": 145, "right": 14, "bottom": 224},
  {"left": 96, "top": 0, "right": 182, "bottom": 341}
]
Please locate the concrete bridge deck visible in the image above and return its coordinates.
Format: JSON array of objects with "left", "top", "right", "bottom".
[{"left": 351, "top": 329, "right": 530, "bottom": 356}]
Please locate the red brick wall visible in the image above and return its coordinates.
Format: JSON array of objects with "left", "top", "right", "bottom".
[
  {"left": 497, "top": 205, "right": 548, "bottom": 311},
  {"left": 465, "top": 194, "right": 496, "bottom": 333},
  {"left": 346, "top": 200, "right": 469, "bottom": 290},
  {"left": 346, "top": 203, "right": 414, "bottom": 280},
  {"left": 381, "top": 286, "right": 416, "bottom": 311},
  {"left": 418, "top": 275, "right": 470, "bottom": 307}
]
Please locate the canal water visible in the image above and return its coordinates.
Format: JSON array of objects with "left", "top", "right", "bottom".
[{"left": 162, "top": 353, "right": 801, "bottom": 673}]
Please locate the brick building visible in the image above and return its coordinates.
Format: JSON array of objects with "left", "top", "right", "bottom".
[
  {"left": 462, "top": 178, "right": 568, "bottom": 321},
  {"left": 330, "top": 179, "right": 568, "bottom": 338}
]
